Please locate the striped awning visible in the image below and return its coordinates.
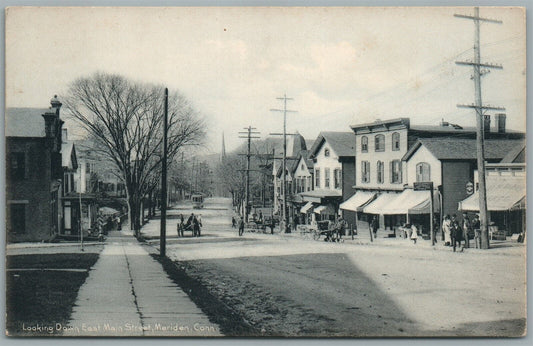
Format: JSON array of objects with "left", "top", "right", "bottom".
[
  {"left": 339, "top": 191, "right": 376, "bottom": 212},
  {"left": 459, "top": 175, "right": 525, "bottom": 212},
  {"left": 363, "top": 190, "right": 439, "bottom": 215},
  {"left": 314, "top": 204, "right": 335, "bottom": 215},
  {"left": 300, "top": 201, "right": 315, "bottom": 214}
]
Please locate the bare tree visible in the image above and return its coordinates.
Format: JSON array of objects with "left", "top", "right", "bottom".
[
  {"left": 216, "top": 154, "right": 246, "bottom": 212},
  {"left": 64, "top": 72, "right": 205, "bottom": 235}
]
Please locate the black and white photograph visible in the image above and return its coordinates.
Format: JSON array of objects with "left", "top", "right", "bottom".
[{"left": 3, "top": 5, "right": 527, "bottom": 338}]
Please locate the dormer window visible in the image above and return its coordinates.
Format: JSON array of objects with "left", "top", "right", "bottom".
[{"left": 324, "top": 148, "right": 330, "bottom": 157}]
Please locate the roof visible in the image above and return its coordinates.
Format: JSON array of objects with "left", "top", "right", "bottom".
[
  {"left": 61, "top": 141, "right": 76, "bottom": 167},
  {"left": 5, "top": 107, "right": 49, "bottom": 137},
  {"left": 309, "top": 131, "right": 356, "bottom": 158},
  {"left": 409, "top": 125, "right": 477, "bottom": 133},
  {"left": 458, "top": 175, "right": 525, "bottom": 212},
  {"left": 403, "top": 138, "right": 525, "bottom": 161},
  {"left": 500, "top": 143, "right": 526, "bottom": 163}
]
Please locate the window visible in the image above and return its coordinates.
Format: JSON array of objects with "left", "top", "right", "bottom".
[
  {"left": 392, "top": 132, "right": 400, "bottom": 151},
  {"left": 86, "top": 162, "right": 91, "bottom": 174},
  {"left": 390, "top": 160, "right": 402, "bottom": 184},
  {"left": 361, "top": 136, "right": 368, "bottom": 152},
  {"left": 9, "top": 152, "right": 25, "bottom": 180},
  {"left": 324, "top": 148, "right": 330, "bottom": 157},
  {"left": 325, "top": 168, "right": 331, "bottom": 188},
  {"left": 315, "top": 169, "right": 320, "bottom": 188},
  {"left": 375, "top": 135, "right": 385, "bottom": 152},
  {"left": 301, "top": 164, "right": 305, "bottom": 170},
  {"left": 307, "top": 176, "right": 312, "bottom": 191},
  {"left": 334, "top": 168, "right": 341, "bottom": 189},
  {"left": 377, "top": 161, "right": 384, "bottom": 184},
  {"left": 416, "top": 162, "right": 431, "bottom": 182},
  {"left": 361, "top": 161, "right": 370, "bottom": 183},
  {"left": 9, "top": 204, "right": 26, "bottom": 234}
]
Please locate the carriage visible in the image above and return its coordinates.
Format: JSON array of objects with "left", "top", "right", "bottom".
[{"left": 177, "top": 221, "right": 201, "bottom": 237}]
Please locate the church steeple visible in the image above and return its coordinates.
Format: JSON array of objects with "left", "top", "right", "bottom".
[{"left": 221, "top": 132, "right": 226, "bottom": 161}]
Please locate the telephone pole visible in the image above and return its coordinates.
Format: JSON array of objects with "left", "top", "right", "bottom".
[
  {"left": 160, "top": 87, "right": 169, "bottom": 257},
  {"left": 270, "top": 95, "right": 297, "bottom": 233},
  {"left": 238, "top": 126, "right": 260, "bottom": 222},
  {"left": 455, "top": 7, "right": 504, "bottom": 249}
]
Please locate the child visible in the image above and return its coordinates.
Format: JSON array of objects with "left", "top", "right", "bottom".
[{"left": 410, "top": 224, "right": 418, "bottom": 244}]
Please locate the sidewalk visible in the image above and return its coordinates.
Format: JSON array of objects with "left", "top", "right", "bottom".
[{"left": 64, "top": 231, "right": 222, "bottom": 336}]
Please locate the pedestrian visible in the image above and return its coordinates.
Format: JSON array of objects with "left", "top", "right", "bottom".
[
  {"left": 442, "top": 215, "right": 452, "bottom": 246},
  {"left": 115, "top": 215, "right": 122, "bottom": 231},
  {"left": 370, "top": 216, "right": 379, "bottom": 238},
  {"left": 462, "top": 213, "right": 472, "bottom": 249},
  {"left": 411, "top": 224, "right": 418, "bottom": 244},
  {"left": 472, "top": 214, "right": 481, "bottom": 248},
  {"left": 238, "top": 216, "right": 245, "bottom": 236},
  {"left": 258, "top": 211, "right": 263, "bottom": 224},
  {"left": 450, "top": 214, "right": 462, "bottom": 252},
  {"left": 231, "top": 216, "right": 236, "bottom": 228}
]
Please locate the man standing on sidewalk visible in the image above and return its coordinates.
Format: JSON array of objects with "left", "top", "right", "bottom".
[
  {"left": 238, "top": 216, "right": 245, "bottom": 236},
  {"left": 370, "top": 216, "right": 379, "bottom": 239},
  {"left": 462, "top": 213, "right": 471, "bottom": 249}
]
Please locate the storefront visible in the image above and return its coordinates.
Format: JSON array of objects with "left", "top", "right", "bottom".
[
  {"left": 339, "top": 191, "right": 377, "bottom": 230},
  {"left": 362, "top": 189, "right": 440, "bottom": 235},
  {"left": 458, "top": 175, "right": 525, "bottom": 235}
]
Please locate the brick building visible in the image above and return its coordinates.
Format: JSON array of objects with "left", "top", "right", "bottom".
[{"left": 5, "top": 96, "right": 65, "bottom": 242}]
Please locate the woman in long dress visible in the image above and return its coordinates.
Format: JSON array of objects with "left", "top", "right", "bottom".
[{"left": 442, "top": 215, "right": 452, "bottom": 246}]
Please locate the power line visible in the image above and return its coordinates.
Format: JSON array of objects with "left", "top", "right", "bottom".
[
  {"left": 455, "top": 7, "right": 504, "bottom": 250},
  {"left": 270, "top": 94, "right": 297, "bottom": 233},
  {"left": 238, "top": 126, "right": 260, "bottom": 222}
]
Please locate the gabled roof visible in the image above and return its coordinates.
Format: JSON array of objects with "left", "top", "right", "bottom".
[
  {"left": 403, "top": 138, "right": 525, "bottom": 162},
  {"left": 294, "top": 150, "right": 313, "bottom": 172},
  {"left": 309, "top": 131, "right": 356, "bottom": 158},
  {"left": 500, "top": 143, "right": 526, "bottom": 163},
  {"left": 61, "top": 141, "right": 77, "bottom": 169},
  {"left": 5, "top": 107, "right": 49, "bottom": 137}
]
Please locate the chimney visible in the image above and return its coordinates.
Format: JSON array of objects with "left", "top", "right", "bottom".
[
  {"left": 50, "top": 95, "right": 62, "bottom": 114},
  {"left": 440, "top": 118, "right": 449, "bottom": 127},
  {"left": 42, "top": 110, "right": 57, "bottom": 138},
  {"left": 483, "top": 114, "right": 491, "bottom": 133},
  {"left": 495, "top": 113, "right": 506, "bottom": 133}
]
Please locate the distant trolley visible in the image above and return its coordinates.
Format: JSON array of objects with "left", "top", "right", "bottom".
[{"left": 191, "top": 194, "right": 204, "bottom": 209}]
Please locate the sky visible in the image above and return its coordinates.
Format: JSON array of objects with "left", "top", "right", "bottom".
[{"left": 5, "top": 6, "right": 526, "bottom": 154}]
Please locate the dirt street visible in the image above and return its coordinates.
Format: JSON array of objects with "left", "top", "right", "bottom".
[{"left": 149, "top": 198, "right": 526, "bottom": 337}]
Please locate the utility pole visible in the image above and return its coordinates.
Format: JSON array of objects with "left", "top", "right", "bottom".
[
  {"left": 270, "top": 95, "right": 297, "bottom": 233},
  {"left": 455, "top": 7, "right": 504, "bottom": 249},
  {"left": 160, "top": 87, "right": 169, "bottom": 257},
  {"left": 238, "top": 126, "right": 260, "bottom": 222}
]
